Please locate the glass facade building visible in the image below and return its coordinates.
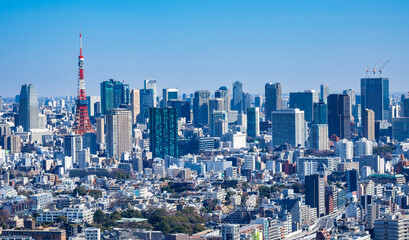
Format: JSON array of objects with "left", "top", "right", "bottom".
[
  {"left": 19, "top": 84, "right": 39, "bottom": 131},
  {"left": 149, "top": 107, "right": 178, "bottom": 158},
  {"left": 360, "top": 78, "right": 389, "bottom": 121},
  {"left": 100, "top": 79, "right": 130, "bottom": 115}
]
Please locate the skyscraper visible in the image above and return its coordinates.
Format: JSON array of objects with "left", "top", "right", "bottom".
[
  {"left": 149, "top": 107, "right": 178, "bottom": 158},
  {"left": 309, "top": 124, "right": 329, "bottom": 150},
  {"left": 144, "top": 79, "right": 157, "bottom": 106},
  {"left": 130, "top": 89, "right": 141, "bottom": 124},
  {"left": 140, "top": 89, "right": 155, "bottom": 122},
  {"left": 327, "top": 94, "right": 351, "bottom": 139},
  {"left": 18, "top": 84, "right": 39, "bottom": 131},
  {"left": 305, "top": 174, "right": 325, "bottom": 217},
  {"left": 289, "top": 90, "right": 318, "bottom": 122},
  {"left": 362, "top": 108, "right": 375, "bottom": 140},
  {"left": 100, "top": 79, "right": 130, "bottom": 115},
  {"left": 265, "top": 83, "right": 281, "bottom": 122},
  {"left": 232, "top": 81, "right": 243, "bottom": 113},
  {"left": 361, "top": 78, "right": 389, "bottom": 120},
  {"left": 64, "top": 133, "right": 82, "bottom": 164},
  {"left": 162, "top": 88, "right": 178, "bottom": 107},
  {"left": 271, "top": 109, "right": 306, "bottom": 148},
  {"left": 215, "top": 86, "right": 230, "bottom": 111},
  {"left": 346, "top": 169, "right": 358, "bottom": 193},
  {"left": 168, "top": 100, "right": 191, "bottom": 123},
  {"left": 106, "top": 109, "right": 132, "bottom": 158},
  {"left": 313, "top": 101, "right": 328, "bottom": 124},
  {"left": 210, "top": 110, "right": 228, "bottom": 137},
  {"left": 247, "top": 107, "right": 260, "bottom": 138},
  {"left": 242, "top": 92, "right": 252, "bottom": 114},
  {"left": 193, "top": 90, "right": 210, "bottom": 125},
  {"left": 320, "top": 84, "right": 329, "bottom": 103}
]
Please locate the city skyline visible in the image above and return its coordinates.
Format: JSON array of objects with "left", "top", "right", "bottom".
[{"left": 1, "top": 0, "right": 409, "bottom": 97}]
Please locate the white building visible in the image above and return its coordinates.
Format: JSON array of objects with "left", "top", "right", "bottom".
[
  {"left": 244, "top": 155, "right": 256, "bottom": 171},
  {"left": 354, "top": 138, "right": 373, "bottom": 157},
  {"left": 30, "top": 192, "right": 53, "bottom": 210},
  {"left": 0, "top": 186, "right": 17, "bottom": 199},
  {"left": 85, "top": 227, "right": 101, "bottom": 240},
  {"left": 335, "top": 139, "right": 354, "bottom": 160}
]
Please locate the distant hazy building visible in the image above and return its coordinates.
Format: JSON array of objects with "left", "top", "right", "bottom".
[
  {"left": 215, "top": 86, "right": 230, "bottom": 111},
  {"left": 327, "top": 94, "right": 351, "bottom": 139},
  {"left": 140, "top": 89, "right": 155, "bottom": 122},
  {"left": 130, "top": 89, "right": 141, "bottom": 124},
  {"left": 144, "top": 79, "right": 157, "bottom": 106},
  {"left": 247, "top": 107, "right": 260, "bottom": 138},
  {"left": 106, "top": 109, "right": 132, "bottom": 158},
  {"left": 193, "top": 90, "right": 210, "bottom": 125},
  {"left": 149, "top": 108, "right": 178, "bottom": 158},
  {"left": 232, "top": 81, "right": 243, "bottom": 113},
  {"left": 265, "top": 83, "right": 281, "bottom": 122},
  {"left": 241, "top": 93, "right": 252, "bottom": 114},
  {"left": 362, "top": 108, "right": 375, "bottom": 140},
  {"left": 320, "top": 84, "right": 329, "bottom": 103},
  {"left": 271, "top": 109, "right": 306, "bottom": 148},
  {"left": 361, "top": 78, "right": 389, "bottom": 121},
  {"left": 289, "top": 90, "right": 318, "bottom": 122},
  {"left": 19, "top": 84, "right": 39, "bottom": 131},
  {"left": 210, "top": 110, "right": 228, "bottom": 137}
]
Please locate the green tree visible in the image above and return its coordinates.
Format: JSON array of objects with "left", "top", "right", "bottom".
[
  {"left": 57, "top": 215, "right": 68, "bottom": 223},
  {"left": 88, "top": 190, "right": 102, "bottom": 199},
  {"left": 93, "top": 209, "right": 106, "bottom": 224},
  {"left": 73, "top": 186, "right": 87, "bottom": 196}
]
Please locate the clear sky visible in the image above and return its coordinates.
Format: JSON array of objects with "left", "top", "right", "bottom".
[{"left": 1, "top": 0, "right": 408, "bottom": 98}]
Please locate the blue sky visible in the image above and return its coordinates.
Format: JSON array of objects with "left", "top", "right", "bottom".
[{"left": 1, "top": 0, "right": 408, "bottom": 97}]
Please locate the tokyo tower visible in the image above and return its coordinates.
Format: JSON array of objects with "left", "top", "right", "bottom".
[{"left": 72, "top": 33, "right": 95, "bottom": 135}]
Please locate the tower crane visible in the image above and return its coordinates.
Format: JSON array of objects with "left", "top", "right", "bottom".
[
  {"left": 361, "top": 62, "right": 369, "bottom": 77},
  {"left": 379, "top": 60, "right": 389, "bottom": 76}
]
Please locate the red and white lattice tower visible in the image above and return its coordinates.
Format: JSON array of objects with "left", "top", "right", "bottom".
[{"left": 72, "top": 33, "right": 95, "bottom": 135}]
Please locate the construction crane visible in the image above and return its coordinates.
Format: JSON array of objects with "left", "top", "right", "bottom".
[
  {"left": 361, "top": 62, "right": 370, "bottom": 77},
  {"left": 372, "top": 59, "right": 380, "bottom": 76},
  {"left": 379, "top": 60, "right": 389, "bottom": 76}
]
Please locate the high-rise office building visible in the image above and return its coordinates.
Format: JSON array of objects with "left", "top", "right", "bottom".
[
  {"left": 327, "top": 94, "right": 351, "bottom": 139},
  {"left": 215, "top": 86, "right": 230, "bottom": 111},
  {"left": 19, "top": 84, "right": 39, "bottom": 131},
  {"left": 144, "top": 79, "right": 157, "bottom": 106},
  {"left": 335, "top": 139, "right": 354, "bottom": 160},
  {"left": 149, "top": 107, "right": 178, "bottom": 158},
  {"left": 209, "top": 98, "right": 225, "bottom": 112},
  {"left": 210, "top": 110, "right": 228, "bottom": 137},
  {"left": 402, "top": 96, "right": 409, "bottom": 117},
  {"left": 362, "top": 108, "right": 375, "bottom": 140},
  {"left": 265, "top": 83, "right": 281, "bottom": 122},
  {"left": 100, "top": 79, "right": 130, "bottom": 115},
  {"left": 130, "top": 89, "right": 141, "bottom": 124},
  {"left": 313, "top": 101, "right": 328, "bottom": 124},
  {"left": 168, "top": 100, "right": 191, "bottom": 123},
  {"left": 320, "top": 84, "right": 329, "bottom": 103},
  {"left": 106, "top": 109, "right": 132, "bottom": 158},
  {"left": 86, "top": 96, "right": 101, "bottom": 118},
  {"left": 361, "top": 78, "right": 389, "bottom": 121},
  {"left": 78, "top": 148, "right": 90, "bottom": 169},
  {"left": 271, "top": 109, "right": 306, "bottom": 148},
  {"left": 289, "top": 90, "right": 318, "bottom": 122},
  {"left": 242, "top": 93, "right": 251, "bottom": 114},
  {"left": 1, "top": 135, "right": 21, "bottom": 154},
  {"left": 247, "top": 107, "right": 260, "bottom": 138},
  {"left": 96, "top": 117, "right": 105, "bottom": 145},
  {"left": 305, "top": 174, "right": 325, "bottom": 217},
  {"left": 232, "top": 81, "right": 243, "bottom": 113},
  {"left": 162, "top": 88, "right": 178, "bottom": 107},
  {"left": 374, "top": 214, "right": 409, "bottom": 240},
  {"left": 64, "top": 133, "right": 82, "bottom": 163},
  {"left": 193, "top": 90, "right": 210, "bottom": 125},
  {"left": 140, "top": 89, "right": 155, "bottom": 122},
  {"left": 309, "top": 124, "right": 329, "bottom": 150},
  {"left": 346, "top": 169, "right": 358, "bottom": 193},
  {"left": 254, "top": 95, "right": 263, "bottom": 109}
]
